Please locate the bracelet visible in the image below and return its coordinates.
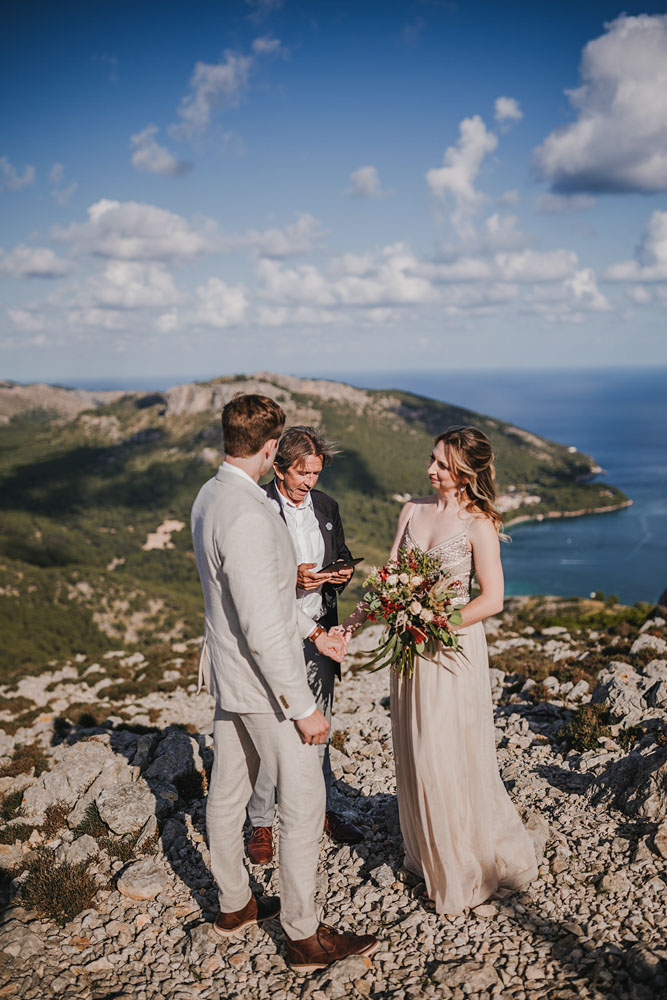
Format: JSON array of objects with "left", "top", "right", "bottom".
[{"left": 309, "top": 624, "right": 325, "bottom": 642}]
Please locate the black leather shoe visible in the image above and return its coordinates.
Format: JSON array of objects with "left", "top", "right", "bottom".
[{"left": 324, "top": 810, "right": 363, "bottom": 844}]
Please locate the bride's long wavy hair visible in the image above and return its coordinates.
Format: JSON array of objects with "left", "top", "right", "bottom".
[{"left": 434, "top": 425, "right": 506, "bottom": 536}]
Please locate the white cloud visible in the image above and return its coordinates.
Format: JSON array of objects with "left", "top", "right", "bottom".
[
  {"left": 195, "top": 277, "right": 248, "bottom": 327},
  {"left": 49, "top": 162, "right": 78, "bottom": 206},
  {"left": 245, "top": 0, "right": 283, "bottom": 22},
  {"left": 0, "top": 156, "right": 35, "bottom": 192},
  {"left": 606, "top": 210, "right": 667, "bottom": 281},
  {"left": 130, "top": 125, "right": 193, "bottom": 177},
  {"left": 499, "top": 189, "right": 520, "bottom": 206},
  {"left": 494, "top": 96, "right": 523, "bottom": 124},
  {"left": 86, "top": 261, "right": 185, "bottom": 309},
  {"left": 0, "top": 244, "right": 72, "bottom": 278},
  {"left": 564, "top": 268, "right": 611, "bottom": 311},
  {"left": 346, "top": 165, "right": 390, "bottom": 199},
  {"left": 251, "top": 35, "right": 285, "bottom": 55},
  {"left": 626, "top": 285, "right": 652, "bottom": 304},
  {"left": 54, "top": 199, "right": 218, "bottom": 262},
  {"left": 170, "top": 51, "right": 254, "bottom": 140},
  {"left": 244, "top": 213, "right": 326, "bottom": 257},
  {"left": 536, "top": 193, "right": 596, "bottom": 214},
  {"left": 8, "top": 308, "right": 45, "bottom": 332},
  {"left": 431, "top": 247, "right": 576, "bottom": 284},
  {"left": 426, "top": 115, "right": 498, "bottom": 235},
  {"left": 535, "top": 14, "right": 667, "bottom": 193},
  {"left": 156, "top": 310, "right": 180, "bottom": 332}
]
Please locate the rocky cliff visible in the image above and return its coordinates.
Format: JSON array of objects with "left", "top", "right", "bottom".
[{"left": 0, "top": 597, "right": 665, "bottom": 999}]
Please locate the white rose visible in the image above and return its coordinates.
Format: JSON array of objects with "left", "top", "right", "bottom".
[
  {"left": 411, "top": 575, "right": 424, "bottom": 588},
  {"left": 386, "top": 574, "right": 399, "bottom": 587},
  {"left": 399, "top": 573, "right": 410, "bottom": 584},
  {"left": 419, "top": 607, "right": 434, "bottom": 623},
  {"left": 409, "top": 600, "right": 422, "bottom": 615}
]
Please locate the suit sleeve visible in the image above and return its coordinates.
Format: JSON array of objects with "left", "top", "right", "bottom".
[{"left": 218, "top": 509, "right": 314, "bottom": 718}]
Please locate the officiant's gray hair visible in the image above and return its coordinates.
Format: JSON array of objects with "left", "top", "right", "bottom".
[{"left": 275, "top": 425, "right": 339, "bottom": 473}]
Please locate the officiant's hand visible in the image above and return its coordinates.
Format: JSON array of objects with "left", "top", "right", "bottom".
[
  {"left": 297, "top": 562, "right": 331, "bottom": 590},
  {"left": 328, "top": 566, "right": 354, "bottom": 585},
  {"left": 295, "top": 708, "right": 330, "bottom": 745},
  {"left": 314, "top": 629, "right": 346, "bottom": 662}
]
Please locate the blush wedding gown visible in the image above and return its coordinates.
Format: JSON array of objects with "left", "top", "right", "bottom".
[{"left": 390, "top": 517, "right": 538, "bottom": 914}]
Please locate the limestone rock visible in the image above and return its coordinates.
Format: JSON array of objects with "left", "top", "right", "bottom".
[
  {"left": 431, "top": 959, "right": 498, "bottom": 990},
  {"left": 21, "top": 742, "right": 111, "bottom": 819},
  {"left": 522, "top": 810, "right": 549, "bottom": 865},
  {"left": 631, "top": 633, "right": 667, "bottom": 656},
  {"left": 0, "top": 922, "right": 45, "bottom": 959},
  {"left": 55, "top": 833, "right": 98, "bottom": 865},
  {"left": 654, "top": 819, "right": 667, "bottom": 859},
  {"left": 67, "top": 758, "right": 134, "bottom": 828},
  {"left": 116, "top": 857, "right": 171, "bottom": 900},
  {"left": 143, "top": 729, "right": 203, "bottom": 787},
  {"left": 591, "top": 661, "right": 648, "bottom": 723},
  {"left": 96, "top": 781, "right": 157, "bottom": 835}
]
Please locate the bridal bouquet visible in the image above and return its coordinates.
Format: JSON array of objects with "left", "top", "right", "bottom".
[{"left": 361, "top": 546, "right": 463, "bottom": 679}]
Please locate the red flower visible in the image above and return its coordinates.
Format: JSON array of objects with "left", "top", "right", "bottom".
[{"left": 407, "top": 624, "right": 427, "bottom": 644}]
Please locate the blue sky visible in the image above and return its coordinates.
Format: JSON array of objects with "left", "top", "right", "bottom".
[{"left": 2, "top": 0, "right": 667, "bottom": 384}]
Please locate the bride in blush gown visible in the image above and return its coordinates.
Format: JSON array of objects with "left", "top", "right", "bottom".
[{"left": 341, "top": 425, "right": 538, "bottom": 915}]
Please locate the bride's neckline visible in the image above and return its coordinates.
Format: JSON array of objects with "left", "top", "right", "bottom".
[{"left": 405, "top": 519, "right": 469, "bottom": 554}]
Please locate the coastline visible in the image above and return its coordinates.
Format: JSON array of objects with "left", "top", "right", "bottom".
[{"left": 505, "top": 498, "right": 633, "bottom": 530}]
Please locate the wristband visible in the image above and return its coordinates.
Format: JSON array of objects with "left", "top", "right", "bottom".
[{"left": 309, "top": 624, "right": 325, "bottom": 642}]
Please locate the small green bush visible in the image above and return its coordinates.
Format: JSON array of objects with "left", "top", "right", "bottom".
[
  {"left": 560, "top": 703, "right": 613, "bottom": 752},
  {"left": 19, "top": 850, "right": 99, "bottom": 925}
]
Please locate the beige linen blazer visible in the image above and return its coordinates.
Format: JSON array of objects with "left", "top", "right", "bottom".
[{"left": 191, "top": 465, "right": 316, "bottom": 718}]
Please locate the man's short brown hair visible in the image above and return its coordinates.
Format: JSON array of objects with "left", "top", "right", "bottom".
[{"left": 222, "top": 393, "right": 286, "bottom": 457}]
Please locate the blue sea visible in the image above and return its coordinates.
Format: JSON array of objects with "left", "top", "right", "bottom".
[
  {"left": 70, "top": 368, "right": 667, "bottom": 605},
  {"left": 327, "top": 368, "right": 667, "bottom": 607}
]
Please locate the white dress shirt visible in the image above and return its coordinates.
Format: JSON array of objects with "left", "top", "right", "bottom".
[{"left": 275, "top": 484, "right": 326, "bottom": 622}]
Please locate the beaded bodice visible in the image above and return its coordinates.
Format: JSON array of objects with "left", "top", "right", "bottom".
[{"left": 403, "top": 520, "right": 473, "bottom": 604}]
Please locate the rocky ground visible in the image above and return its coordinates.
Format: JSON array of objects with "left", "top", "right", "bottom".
[{"left": 0, "top": 599, "right": 666, "bottom": 1000}]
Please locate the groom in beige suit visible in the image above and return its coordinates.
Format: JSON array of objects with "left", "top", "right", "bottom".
[{"left": 191, "top": 393, "right": 377, "bottom": 972}]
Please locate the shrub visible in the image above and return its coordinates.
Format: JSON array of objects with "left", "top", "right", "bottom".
[
  {"left": 0, "top": 742, "right": 49, "bottom": 778},
  {"left": 559, "top": 704, "right": 613, "bottom": 752},
  {"left": 0, "top": 823, "right": 33, "bottom": 844},
  {"left": 330, "top": 729, "right": 348, "bottom": 753},
  {"left": 0, "top": 789, "right": 24, "bottom": 823},
  {"left": 19, "top": 850, "right": 99, "bottom": 925},
  {"left": 72, "top": 802, "right": 107, "bottom": 841},
  {"left": 41, "top": 802, "right": 71, "bottom": 838}
]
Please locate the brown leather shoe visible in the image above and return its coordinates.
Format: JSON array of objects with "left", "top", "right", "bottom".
[
  {"left": 213, "top": 893, "right": 280, "bottom": 937},
  {"left": 324, "top": 811, "right": 363, "bottom": 845},
  {"left": 247, "top": 825, "right": 273, "bottom": 864},
  {"left": 286, "top": 922, "right": 378, "bottom": 972}
]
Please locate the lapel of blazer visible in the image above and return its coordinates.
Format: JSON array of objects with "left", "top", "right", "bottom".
[{"left": 312, "top": 492, "right": 335, "bottom": 566}]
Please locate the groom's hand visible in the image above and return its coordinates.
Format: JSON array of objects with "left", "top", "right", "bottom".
[
  {"left": 314, "top": 630, "right": 346, "bottom": 662},
  {"left": 295, "top": 709, "right": 330, "bottom": 745}
]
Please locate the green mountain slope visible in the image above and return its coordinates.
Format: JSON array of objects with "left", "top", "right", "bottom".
[{"left": 0, "top": 374, "right": 628, "bottom": 676}]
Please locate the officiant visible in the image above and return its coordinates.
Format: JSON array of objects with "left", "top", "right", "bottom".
[{"left": 246, "top": 425, "right": 364, "bottom": 863}]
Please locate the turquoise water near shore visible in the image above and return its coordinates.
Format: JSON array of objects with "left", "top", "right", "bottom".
[
  {"left": 71, "top": 368, "right": 667, "bottom": 605},
  {"left": 326, "top": 368, "right": 667, "bottom": 606}
]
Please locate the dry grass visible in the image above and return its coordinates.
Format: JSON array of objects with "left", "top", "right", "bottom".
[{"left": 0, "top": 742, "right": 50, "bottom": 778}]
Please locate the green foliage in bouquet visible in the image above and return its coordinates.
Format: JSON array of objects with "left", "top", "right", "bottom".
[{"left": 362, "top": 546, "right": 464, "bottom": 678}]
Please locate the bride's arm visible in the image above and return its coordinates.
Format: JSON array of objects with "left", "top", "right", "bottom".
[
  {"left": 457, "top": 516, "right": 504, "bottom": 628},
  {"left": 339, "top": 501, "right": 414, "bottom": 635}
]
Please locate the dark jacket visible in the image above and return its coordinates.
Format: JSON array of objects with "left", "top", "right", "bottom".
[{"left": 262, "top": 480, "right": 353, "bottom": 674}]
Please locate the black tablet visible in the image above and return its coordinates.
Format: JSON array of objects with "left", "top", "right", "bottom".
[{"left": 318, "top": 556, "right": 364, "bottom": 573}]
